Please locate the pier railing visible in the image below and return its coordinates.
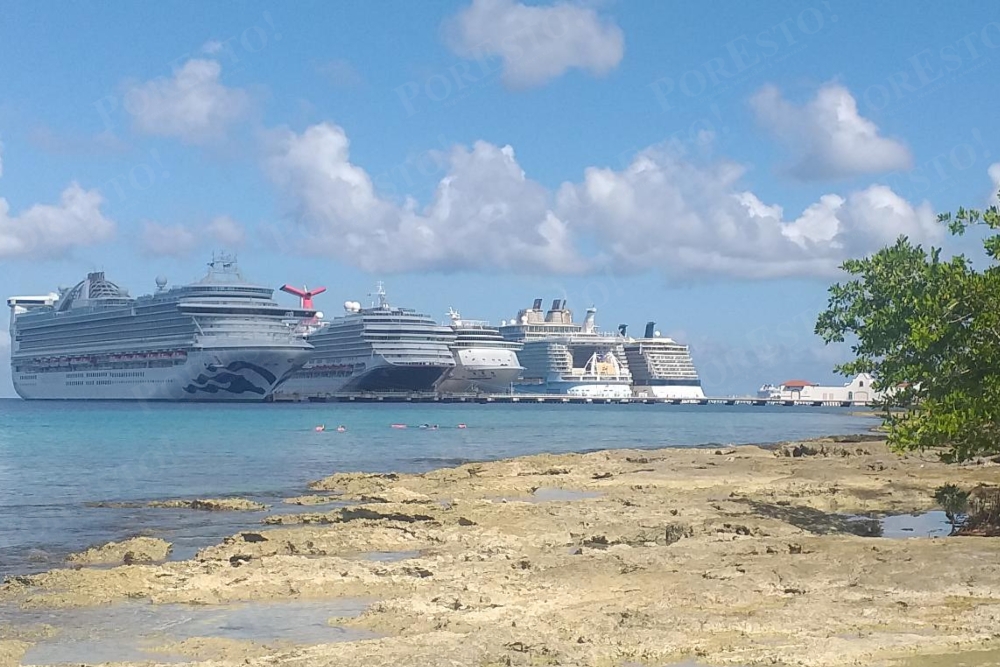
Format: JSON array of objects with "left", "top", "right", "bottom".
[{"left": 271, "top": 392, "right": 873, "bottom": 407}]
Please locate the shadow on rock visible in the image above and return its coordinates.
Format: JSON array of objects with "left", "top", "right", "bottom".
[{"left": 737, "top": 499, "right": 882, "bottom": 537}]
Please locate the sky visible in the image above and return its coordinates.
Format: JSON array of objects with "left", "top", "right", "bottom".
[{"left": 1, "top": 0, "right": 999, "bottom": 397}]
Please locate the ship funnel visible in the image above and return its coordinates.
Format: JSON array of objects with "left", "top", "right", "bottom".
[
  {"left": 532, "top": 298, "right": 543, "bottom": 311},
  {"left": 618, "top": 323, "right": 628, "bottom": 337},
  {"left": 281, "top": 284, "right": 326, "bottom": 310},
  {"left": 544, "top": 298, "right": 559, "bottom": 323},
  {"left": 644, "top": 321, "right": 655, "bottom": 339},
  {"left": 582, "top": 307, "right": 597, "bottom": 333}
]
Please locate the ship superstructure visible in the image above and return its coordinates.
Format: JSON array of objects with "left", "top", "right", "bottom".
[
  {"left": 274, "top": 282, "right": 456, "bottom": 399},
  {"left": 436, "top": 308, "right": 522, "bottom": 394},
  {"left": 623, "top": 321, "right": 704, "bottom": 399},
  {"left": 498, "top": 299, "right": 632, "bottom": 398},
  {"left": 7, "top": 254, "right": 313, "bottom": 400}
]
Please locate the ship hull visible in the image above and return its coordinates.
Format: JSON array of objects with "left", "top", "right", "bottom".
[
  {"left": 436, "top": 366, "right": 522, "bottom": 394},
  {"left": 11, "top": 347, "right": 309, "bottom": 401},
  {"left": 274, "top": 355, "right": 452, "bottom": 400},
  {"left": 513, "top": 378, "right": 633, "bottom": 398},
  {"left": 633, "top": 383, "right": 706, "bottom": 399},
  {"left": 436, "top": 348, "right": 522, "bottom": 394}
]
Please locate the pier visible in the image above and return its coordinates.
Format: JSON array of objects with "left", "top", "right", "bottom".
[{"left": 272, "top": 393, "right": 873, "bottom": 408}]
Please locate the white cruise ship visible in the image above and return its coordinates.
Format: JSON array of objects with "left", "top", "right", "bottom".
[
  {"left": 7, "top": 255, "right": 313, "bottom": 401},
  {"left": 274, "top": 283, "right": 456, "bottom": 400},
  {"left": 435, "top": 308, "right": 523, "bottom": 394},
  {"left": 498, "top": 299, "right": 632, "bottom": 398},
  {"left": 623, "top": 322, "right": 705, "bottom": 399}
]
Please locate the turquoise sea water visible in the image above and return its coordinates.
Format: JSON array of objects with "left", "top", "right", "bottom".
[{"left": 0, "top": 399, "right": 877, "bottom": 577}]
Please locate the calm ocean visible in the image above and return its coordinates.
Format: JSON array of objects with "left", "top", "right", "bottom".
[{"left": 0, "top": 400, "right": 877, "bottom": 577}]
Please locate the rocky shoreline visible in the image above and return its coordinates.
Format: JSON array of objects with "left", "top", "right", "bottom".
[{"left": 3, "top": 434, "right": 1000, "bottom": 667}]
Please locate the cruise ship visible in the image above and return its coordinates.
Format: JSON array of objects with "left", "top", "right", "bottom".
[
  {"left": 274, "top": 283, "right": 456, "bottom": 400},
  {"left": 7, "top": 255, "right": 314, "bottom": 401},
  {"left": 498, "top": 299, "right": 632, "bottom": 398},
  {"left": 623, "top": 321, "right": 705, "bottom": 399},
  {"left": 435, "top": 308, "right": 523, "bottom": 394}
]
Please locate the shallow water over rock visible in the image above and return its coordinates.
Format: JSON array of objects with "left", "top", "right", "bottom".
[
  {"left": 9, "top": 598, "right": 374, "bottom": 665},
  {"left": 880, "top": 510, "right": 952, "bottom": 538}
]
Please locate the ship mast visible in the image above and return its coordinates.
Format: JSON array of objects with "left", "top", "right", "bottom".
[{"left": 370, "top": 281, "right": 388, "bottom": 309}]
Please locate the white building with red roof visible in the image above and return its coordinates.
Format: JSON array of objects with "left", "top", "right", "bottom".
[{"left": 758, "top": 373, "right": 883, "bottom": 404}]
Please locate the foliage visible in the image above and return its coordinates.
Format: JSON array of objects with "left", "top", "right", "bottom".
[
  {"left": 964, "top": 485, "right": 1000, "bottom": 536},
  {"left": 933, "top": 483, "right": 969, "bottom": 533},
  {"left": 816, "top": 200, "right": 1000, "bottom": 462}
]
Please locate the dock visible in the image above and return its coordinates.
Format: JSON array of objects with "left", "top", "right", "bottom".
[{"left": 272, "top": 393, "right": 873, "bottom": 408}]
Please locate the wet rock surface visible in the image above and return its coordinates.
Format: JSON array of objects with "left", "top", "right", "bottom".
[
  {"left": 147, "top": 497, "right": 269, "bottom": 512},
  {"left": 3, "top": 435, "right": 1000, "bottom": 666},
  {"left": 65, "top": 537, "right": 172, "bottom": 566}
]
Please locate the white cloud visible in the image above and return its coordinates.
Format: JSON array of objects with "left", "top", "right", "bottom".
[
  {"left": 205, "top": 215, "right": 246, "bottom": 246},
  {"left": 262, "top": 122, "right": 941, "bottom": 279},
  {"left": 140, "top": 221, "right": 197, "bottom": 258},
  {"left": 0, "top": 183, "right": 115, "bottom": 259},
  {"left": 263, "top": 122, "right": 579, "bottom": 272},
  {"left": 139, "top": 216, "right": 246, "bottom": 257},
  {"left": 445, "top": 0, "right": 624, "bottom": 88},
  {"left": 989, "top": 162, "right": 1000, "bottom": 206},
  {"left": 751, "top": 83, "right": 912, "bottom": 181},
  {"left": 557, "top": 147, "right": 936, "bottom": 278},
  {"left": 124, "top": 59, "right": 250, "bottom": 144}
]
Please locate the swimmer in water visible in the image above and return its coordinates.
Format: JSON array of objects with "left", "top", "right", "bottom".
[
  {"left": 315, "top": 425, "right": 326, "bottom": 432},
  {"left": 336, "top": 425, "right": 346, "bottom": 432}
]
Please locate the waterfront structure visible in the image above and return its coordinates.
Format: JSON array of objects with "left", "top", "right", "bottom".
[
  {"left": 757, "top": 373, "right": 883, "bottom": 404},
  {"left": 7, "top": 255, "right": 313, "bottom": 400},
  {"left": 435, "top": 308, "right": 523, "bottom": 394},
  {"left": 274, "top": 282, "right": 456, "bottom": 400}
]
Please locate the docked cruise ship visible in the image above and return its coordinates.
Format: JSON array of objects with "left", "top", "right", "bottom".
[
  {"left": 435, "top": 308, "right": 522, "bottom": 394},
  {"left": 623, "top": 322, "right": 705, "bottom": 399},
  {"left": 498, "top": 299, "right": 632, "bottom": 398},
  {"left": 274, "top": 283, "right": 456, "bottom": 400},
  {"left": 7, "top": 255, "right": 314, "bottom": 401}
]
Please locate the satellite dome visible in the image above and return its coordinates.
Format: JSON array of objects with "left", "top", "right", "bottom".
[
  {"left": 155, "top": 275, "right": 168, "bottom": 289},
  {"left": 315, "top": 311, "right": 324, "bottom": 320}
]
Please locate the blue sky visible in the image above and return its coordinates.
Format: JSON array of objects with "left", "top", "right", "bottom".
[{"left": 2, "top": 0, "right": 998, "bottom": 396}]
